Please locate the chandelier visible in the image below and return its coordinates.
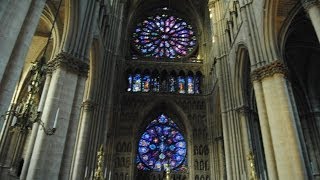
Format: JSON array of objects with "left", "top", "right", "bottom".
[
  {"left": 2, "top": 57, "right": 57, "bottom": 135},
  {"left": 1, "top": 0, "right": 63, "bottom": 136}
]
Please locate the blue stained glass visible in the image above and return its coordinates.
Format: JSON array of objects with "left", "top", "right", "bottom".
[
  {"left": 142, "top": 75, "right": 151, "bottom": 92},
  {"left": 140, "top": 139, "right": 150, "bottom": 146},
  {"left": 178, "top": 76, "right": 186, "bottom": 94},
  {"left": 150, "top": 144, "right": 156, "bottom": 150},
  {"left": 139, "top": 147, "right": 148, "bottom": 154},
  {"left": 127, "top": 75, "right": 132, "bottom": 92},
  {"left": 187, "top": 76, "right": 194, "bottom": 94},
  {"left": 137, "top": 114, "right": 187, "bottom": 171},
  {"left": 133, "top": 74, "right": 141, "bottom": 92},
  {"left": 152, "top": 76, "right": 160, "bottom": 92},
  {"left": 169, "top": 76, "right": 176, "bottom": 92},
  {"left": 194, "top": 75, "right": 200, "bottom": 94},
  {"left": 133, "top": 14, "right": 196, "bottom": 59}
]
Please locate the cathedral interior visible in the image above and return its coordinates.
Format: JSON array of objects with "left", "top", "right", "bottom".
[{"left": 0, "top": 0, "right": 319, "bottom": 180}]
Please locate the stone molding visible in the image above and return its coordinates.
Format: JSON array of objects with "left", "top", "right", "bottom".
[
  {"left": 47, "top": 52, "right": 89, "bottom": 77},
  {"left": 81, "top": 100, "right": 96, "bottom": 111},
  {"left": 302, "top": 0, "right": 319, "bottom": 10},
  {"left": 251, "top": 60, "right": 288, "bottom": 82}
]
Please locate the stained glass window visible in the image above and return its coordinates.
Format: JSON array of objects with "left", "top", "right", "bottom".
[
  {"left": 127, "top": 73, "right": 201, "bottom": 94},
  {"left": 194, "top": 75, "right": 200, "bottom": 94},
  {"left": 137, "top": 114, "right": 187, "bottom": 171},
  {"left": 132, "top": 14, "right": 197, "bottom": 59},
  {"left": 142, "top": 75, "right": 151, "bottom": 92},
  {"left": 187, "top": 76, "right": 194, "bottom": 94},
  {"left": 169, "top": 76, "right": 176, "bottom": 92},
  {"left": 133, "top": 74, "right": 142, "bottom": 92},
  {"left": 127, "top": 74, "right": 132, "bottom": 92},
  {"left": 178, "top": 76, "right": 186, "bottom": 94},
  {"left": 151, "top": 76, "right": 160, "bottom": 92}
]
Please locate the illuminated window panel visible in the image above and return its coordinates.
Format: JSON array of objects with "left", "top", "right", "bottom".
[
  {"left": 136, "top": 114, "right": 187, "bottom": 171},
  {"left": 187, "top": 76, "right": 194, "bottom": 94},
  {"left": 133, "top": 14, "right": 197, "bottom": 59},
  {"left": 127, "top": 74, "right": 132, "bottom": 92},
  {"left": 177, "top": 76, "right": 186, "bottom": 94},
  {"left": 142, "top": 75, "right": 151, "bottom": 92},
  {"left": 133, "top": 74, "right": 142, "bottom": 92}
]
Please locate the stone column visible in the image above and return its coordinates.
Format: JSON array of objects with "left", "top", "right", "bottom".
[
  {"left": 236, "top": 106, "right": 251, "bottom": 178},
  {"left": 70, "top": 100, "right": 95, "bottom": 180},
  {"left": 251, "top": 61, "right": 307, "bottom": 180},
  {"left": 302, "top": 0, "right": 320, "bottom": 43},
  {"left": 20, "top": 73, "right": 52, "bottom": 180},
  {"left": 26, "top": 52, "right": 89, "bottom": 180},
  {"left": 0, "top": 0, "right": 46, "bottom": 130},
  {"left": 252, "top": 76, "right": 278, "bottom": 180}
]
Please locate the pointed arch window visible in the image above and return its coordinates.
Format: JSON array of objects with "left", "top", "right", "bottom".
[
  {"left": 136, "top": 114, "right": 187, "bottom": 171},
  {"left": 142, "top": 71, "right": 151, "bottom": 92},
  {"left": 187, "top": 73, "right": 194, "bottom": 94},
  {"left": 127, "top": 74, "right": 133, "bottom": 92},
  {"left": 168, "top": 72, "right": 176, "bottom": 93},
  {"left": 133, "top": 74, "right": 142, "bottom": 92},
  {"left": 177, "top": 76, "right": 186, "bottom": 94}
]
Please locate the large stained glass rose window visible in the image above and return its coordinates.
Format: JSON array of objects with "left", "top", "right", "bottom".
[
  {"left": 132, "top": 14, "right": 197, "bottom": 59},
  {"left": 137, "top": 114, "right": 187, "bottom": 171}
]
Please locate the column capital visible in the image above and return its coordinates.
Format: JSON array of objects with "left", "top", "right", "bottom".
[
  {"left": 208, "top": 1, "right": 216, "bottom": 9},
  {"left": 81, "top": 100, "right": 96, "bottom": 111},
  {"left": 302, "top": 0, "right": 319, "bottom": 10},
  {"left": 251, "top": 60, "right": 288, "bottom": 82},
  {"left": 235, "top": 105, "right": 250, "bottom": 115},
  {"left": 47, "top": 52, "right": 89, "bottom": 77}
]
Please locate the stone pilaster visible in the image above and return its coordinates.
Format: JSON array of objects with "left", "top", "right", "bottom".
[
  {"left": 301, "top": 0, "right": 320, "bottom": 42},
  {"left": 251, "top": 61, "right": 307, "bottom": 180}
]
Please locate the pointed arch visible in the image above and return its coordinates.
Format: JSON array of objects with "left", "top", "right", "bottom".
[{"left": 234, "top": 44, "right": 251, "bottom": 107}]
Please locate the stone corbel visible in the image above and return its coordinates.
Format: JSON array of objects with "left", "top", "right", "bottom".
[
  {"left": 251, "top": 60, "right": 288, "bottom": 82},
  {"left": 47, "top": 52, "right": 89, "bottom": 77}
]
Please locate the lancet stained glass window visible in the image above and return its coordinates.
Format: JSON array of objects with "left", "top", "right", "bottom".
[
  {"left": 137, "top": 114, "right": 187, "bottom": 171},
  {"left": 133, "top": 74, "right": 142, "bottom": 92},
  {"left": 133, "top": 14, "right": 197, "bottom": 59},
  {"left": 142, "top": 75, "right": 151, "bottom": 92},
  {"left": 178, "top": 76, "right": 186, "bottom": 94},
  {"left": 127, "top": 75, "right": 132, "bottom": 92},
  {"left": 127, "top": 73, "right": 201, "bottom": 94},
  {"left": 187, "top": 76, "right": 194, "bottom": 94}
]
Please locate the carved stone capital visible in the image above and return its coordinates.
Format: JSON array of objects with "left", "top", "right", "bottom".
[
  {"left": 251, "top": 60, "right": 288, "bottom": 82},
  {"left": 208, "top": 1, "right": 216, "bottom": 9},
  {"left": 235, "top": 106, "right": 250, "bottom": 115},
  {"left": 47, "top": 52, "right": 89, "bottom": 77},
  {"left": 302, "top": 0, "right": 319, "bottom": 10},
  {"left": 82, "top": 100, "right": 96, "bottom": 111}
]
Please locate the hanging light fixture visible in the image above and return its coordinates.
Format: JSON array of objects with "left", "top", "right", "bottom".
[{"left": 1, "top": 0, "right": 63, "bottom": 135}]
